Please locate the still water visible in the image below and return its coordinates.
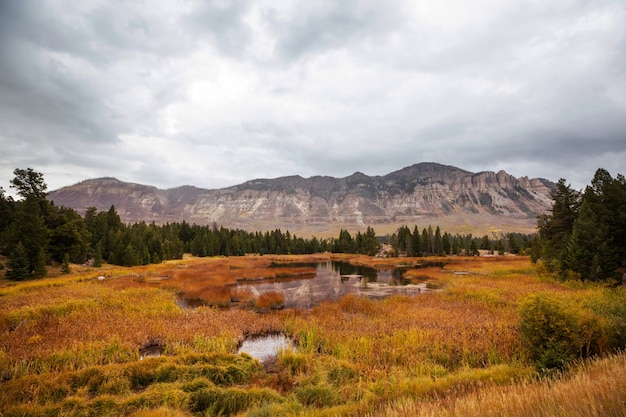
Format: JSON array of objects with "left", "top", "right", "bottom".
[
  {"left": 236, "top": 261, "right": 426, "bottom": 309},
  {"left": 237, "top": 333, "right": 295, "bottom": 362}
]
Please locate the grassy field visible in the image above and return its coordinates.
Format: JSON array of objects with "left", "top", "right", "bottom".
[{"left": 1, "top": 254, "right": 625, "bottom": 416}]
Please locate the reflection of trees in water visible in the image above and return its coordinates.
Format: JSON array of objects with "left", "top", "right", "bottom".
[
  {"left": 390, "top": 268, "right": 409, "bottom": 286},
  {"left": 230, "top": 261, "right": 422, "bottom": 309},
  {"left": 332, "top": 261, "right": 378, "bottom": 281}
]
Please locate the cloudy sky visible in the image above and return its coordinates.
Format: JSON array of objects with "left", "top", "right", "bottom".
[{"left": 1, "top": 0, "right": 625, "bottom": 197}]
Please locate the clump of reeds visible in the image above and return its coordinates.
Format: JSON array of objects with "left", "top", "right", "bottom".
[
  {"left": 192, "top": 286, "right": 232, "bottom": 307},
  {"left": 230, "top": 287, "right": 255, "bottom": 304},
  {"left": 369, "top": 352, "right": 626, "bottom": 417},
  {"left": 3, "top": 253, "right": 625, "bottom": 417},
  {"left": 255, "top": 291, "right": 285, "bottom": 310},
  {"left": 189, "top": 386, "right": 284, "bottom": 415}
]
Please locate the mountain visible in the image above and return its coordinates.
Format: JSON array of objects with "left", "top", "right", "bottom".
[{"left": 48, "top": 163, "right": 555, "bottom": 236}]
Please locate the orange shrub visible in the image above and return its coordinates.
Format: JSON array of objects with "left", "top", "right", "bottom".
[{"left": 255, "top": 291, "right": 285, "bottom": 309}]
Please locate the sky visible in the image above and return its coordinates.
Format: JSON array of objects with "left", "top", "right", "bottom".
[{"left": 1, "top": 0, "right": 625, "bottom": 198}]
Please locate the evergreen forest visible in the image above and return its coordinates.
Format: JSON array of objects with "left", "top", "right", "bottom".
[{"left": 1, "top": 167, "right": 624, "bottom": 284}]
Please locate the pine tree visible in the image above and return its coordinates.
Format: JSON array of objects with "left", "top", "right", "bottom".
[
  {"left": 6, "top": 242, "right": 29, "bottom": 280},
  {"left": 442, "top": 233, "right": 451, "bottom": 255},
  {"left": 536, "top": 179, "right": 580, "bottom": 271},
  {"left": 564, "top": 198, "right": 617, "bottom": 281},
  {"left": 14, "top": 196, "right": 49, "bottom": 276},
  {"left": 61, "top": 253, "right": 71, "bottom": 274},
  {"left": 411, "top": 226, "right": 422, "bottom": 257},
  {"left": 434, "top": 226, "right": 443, "bottom": 255},
  {"left": 33, "top": 247, "right": 47, "bottom": 278},
  {"left": 93, "top": 243, "right": 103, "bottom": 267},
  {"left": 421, "top": 228, "right": 429, "bottom": 255}
]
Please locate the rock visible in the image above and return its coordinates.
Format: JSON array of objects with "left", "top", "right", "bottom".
[{"left": 48, "top": 162, "right": 555, "bottom": 234}]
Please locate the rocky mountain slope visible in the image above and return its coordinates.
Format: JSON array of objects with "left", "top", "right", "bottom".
[{"left": 48, "top": 163, "right": 555, "bottom": 236}]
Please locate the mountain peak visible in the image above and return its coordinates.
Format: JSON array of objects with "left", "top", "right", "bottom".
[{"left": 49, "top": 163, "right": 554, "bottom": 236}]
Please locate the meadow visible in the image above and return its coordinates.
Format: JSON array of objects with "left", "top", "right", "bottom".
[{"left": 1, "top": 254, "right": 625, "bottom": 416}]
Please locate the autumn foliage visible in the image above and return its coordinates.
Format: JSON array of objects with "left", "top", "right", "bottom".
[{"left": 1, "top": 254, "right": 625, "bottom": 416}]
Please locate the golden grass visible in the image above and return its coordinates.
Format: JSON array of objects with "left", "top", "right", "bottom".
[
  {"left": 255, "top": 291, "right": 285, "bottom": 309},
  {"left": 371, "top": 352, "right": 626, "bottom": 417},
  {"left": 1, "top": 253, "right": 624, "bottom": 417}
]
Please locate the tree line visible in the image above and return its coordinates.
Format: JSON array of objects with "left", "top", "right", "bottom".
[
  {"left": 0, "top": 169, "right": 385, "bottom": 279},
  {"left": 385, "top": 224, "right": 531, "bottom": 257},
  {"left": 1, "top": 168, "right": 535, "bottom": 281},
  {"left": 531, "top": 168, "right": 626, "bottom": 282}
]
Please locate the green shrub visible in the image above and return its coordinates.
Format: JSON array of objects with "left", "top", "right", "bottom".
[
  {"left": 125, "top": 359, "right": 161, "bottom": 391},
  {"left": 295, "top": 384, "right": 340, "bottom": 408},
  {"left": 181, "top": 377, "right": 214, "bottom": 393},
  {"left": 327, "top": 361, "right": 358, "bottom": 385},
  {"left": 122, "top": 385, "right": 187, "bottom": 414},
  {"left": 276, "top": 351, "right": 310, "bottom": 376},
  {"left": 189, "top": 387, "right": 283, "bottom": 416},
  {"left": 519, "top": 294, "right": 605, "bottom": 370}
]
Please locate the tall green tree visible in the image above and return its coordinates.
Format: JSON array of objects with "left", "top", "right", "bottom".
[
  {"left": 0, "top": 187, "right": 15, "bottom": 253},
  {"left": 13, "top": 196, "right": 49, "bottom": 277},
  {"left": 6, "top": 242, "right": 29, "bottom": 280},
  {"left": 10, "top": 168, "right": 47, "bottom": 200},
  {"left": 434, "top": 226, "right": 443, "bottom": 255},
  {"left": 564, "top": 199, "right": 617, "bottom": 281},
  {"left": 360, "top": 226, "right": 379, "bottom": 256},
  {"left": 534, "top": 168, "right": 625, "bottom": 282},
  {"left": 411, "top": 226, "right": 422, "bottom": 257},
  {"left": 536, "top": 179, "right": 580, "bottom": 272}
]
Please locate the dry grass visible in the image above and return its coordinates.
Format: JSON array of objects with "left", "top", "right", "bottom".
[
  {"left": 1, "top": 253, "right": 624, "bottom": 417},
  {"left": 255, "top": 291, "right": 285, "bottom": 309},
  {"left": 372, "top": 352, "right": 626, "bottom": 417}
]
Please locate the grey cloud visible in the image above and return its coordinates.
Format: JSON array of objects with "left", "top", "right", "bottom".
[
  {"left": 1, "top": 0, "right": 625, "bottom": 197},
  {"left": 264, "top": 0, "right": 404, "bottom": 62},
  {"left": 184, "top": 0, "right": 253, "bottom": 56},
  {"left": 0, "top": 40, "right": 120, "bottom": 145}
]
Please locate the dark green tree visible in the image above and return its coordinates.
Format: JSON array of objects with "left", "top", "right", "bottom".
[
  {"left": 535, "top": 179, "right": 580, "bottom": 272},
  {"left": 10, "top": 168, "right": 47, "bottom": 200},
  {"left": 442, "top": 233, "right": 451, "bottom": 255},
  {"left": 434, "top": 226, "right": 443, "bottom": 255},
  {"left": 421, "top": 228, "right": 429, "bottom": 255},
  {"left": 6, "top": 242, "right": 29, "bottom": 280},
  {"left": 13, "top": 196, "right": 49, "bottom": 277},
  {"left": 360, "top": 226, "right": 379, "bottom": 256},
  {"left": 336, "top": 229, "right": 354, "bottom": 253},
  {"left": 411, "top": 226, "right": 422, "bottom": 257},
  {"left": 564, "top": 196, "right": 617, "bottom": 281},
  {"left": 93, "top": 242, "right": 103, "bottom": 267},
  {"left": 397, "top": 225, "right": 410, "bottom": 253},
  {"left": 61, "top": 253, "right": 71, "bottom": 274}
]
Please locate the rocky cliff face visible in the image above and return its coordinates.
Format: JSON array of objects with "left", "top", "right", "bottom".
[{"left": 48, "top": 163, "right": 554, "bottom": 235}]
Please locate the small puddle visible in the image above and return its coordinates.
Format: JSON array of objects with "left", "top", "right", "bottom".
[
  {"left": 139, "top": 340, "right": 166, "bottom": 360},
  {"left": 237, "top": 333, "right": 294, "bottom": 362}
]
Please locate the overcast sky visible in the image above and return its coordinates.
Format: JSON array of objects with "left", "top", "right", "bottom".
[{"left": 1, "top": 0, "right": 625, "bottom": 197}]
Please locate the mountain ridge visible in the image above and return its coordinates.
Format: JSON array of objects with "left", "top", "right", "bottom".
[{"left": 48, "top": 162, "right": 555, "bottom": 236}]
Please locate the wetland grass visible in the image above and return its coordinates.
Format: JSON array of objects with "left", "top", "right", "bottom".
[{"left": 1, "top": 254, "right": 625, "bottom": 416}]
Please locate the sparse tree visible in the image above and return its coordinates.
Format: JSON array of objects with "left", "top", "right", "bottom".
[{"left": 10, "top": 168, "right": 47, "bottom": 200}]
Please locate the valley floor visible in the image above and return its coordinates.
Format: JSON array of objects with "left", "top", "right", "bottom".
[{"left": 1, "top": 254, "right": 624, "bottom": 416}]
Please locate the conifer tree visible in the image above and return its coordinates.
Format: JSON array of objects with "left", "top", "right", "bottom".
[
  {"left": 61, "top": 253, "right": 71, "bottom": 274},
  {"left": 411, "top": 225, "right": 422, "bottom": 256},
  {"left": 6, "top": 242, "right": 29, "bottom": 280},
  {"left": 564, "top": 190, "right": 618, "bottom": 281},
  {"left": 536, "top": 178, "right": 580, "bottom": 271}
]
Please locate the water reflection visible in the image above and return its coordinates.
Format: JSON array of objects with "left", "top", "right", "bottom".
[
  {"left": 237, "top": 333, "right": 294, "bottom": 362},
  {"left": 238, "top": 261, "right": 426, "bottom": 309}
]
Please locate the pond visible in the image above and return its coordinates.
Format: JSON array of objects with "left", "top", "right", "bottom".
[
  {"left": 236, "top": 261, "right": 428, "bottom": 309},
  {"left": 237, "top": 333, "right": 295, "bottom": 363}
]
